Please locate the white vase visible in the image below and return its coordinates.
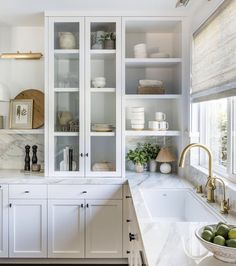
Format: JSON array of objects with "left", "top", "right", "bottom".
[
  {"left": 59, "top": 32, "right": 76, "bottom": 49},
  {"left": 160, "top": 163, "right": 172, "bottom": 174},
  {"left": 135, "top": 164, "right": 144, "bottom": 173},
  {"left": 149, "top": 159, "right": 157, "bottom": 172}
]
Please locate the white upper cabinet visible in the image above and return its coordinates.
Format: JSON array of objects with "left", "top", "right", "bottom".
[
  {"left": 0, "top": 185, "right": 8, "bottom": 258},
  {"left": 46, "top": 16, "right": 122, "bottom": 177}
]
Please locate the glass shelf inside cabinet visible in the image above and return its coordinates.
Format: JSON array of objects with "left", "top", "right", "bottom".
[
  {"left": 55, "top": 136, "right": 79, "bottom": 172},
  {"left": 91, "top": 22, "right": 116, "bottom": 50}
]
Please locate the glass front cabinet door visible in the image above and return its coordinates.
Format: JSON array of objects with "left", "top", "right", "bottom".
[{"left": 47, "top": 17, "right": 121, "bottom": 177}]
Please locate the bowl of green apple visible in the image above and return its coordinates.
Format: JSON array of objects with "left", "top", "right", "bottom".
[{"left": 196, "top": 222, "right": 236, "bottom": 263}]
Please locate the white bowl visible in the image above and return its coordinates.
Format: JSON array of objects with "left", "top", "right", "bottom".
[
  {"left": 130, "top": 113, "right": 145, "bottom": 120},
  {"left": 131, "top": 125, "right": 145, "bottom": 130},
  {"left": 195, "top": 225, "right": 236, "bottom": 263},
  {"left": 131, "top": 119, "right": 145, "bottom": 125},
  {"left": 149, "top": 52, "right": 170, "bottom": 58},
  {"left": 130, "top": 107, "right": 145, "bottom": 113}
]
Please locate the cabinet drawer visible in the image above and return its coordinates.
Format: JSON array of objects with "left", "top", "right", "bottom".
[
  {"left": 48, "top": 185, "right": 122, "bottom": 199},
  {"left": 9, "top": 185, "right": 47, "bottom": 199}
]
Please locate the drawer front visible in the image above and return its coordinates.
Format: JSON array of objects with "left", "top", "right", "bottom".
[
  {"left": 9, "top": 185, "right": 47, "bottom": 199},
  {"left": 48, "top": 185, "right": 122, "bottom": 200}
]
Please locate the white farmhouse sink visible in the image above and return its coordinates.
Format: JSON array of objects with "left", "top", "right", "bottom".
[{"left": 141, "top": 188, "right": 224, "bottom": 222}]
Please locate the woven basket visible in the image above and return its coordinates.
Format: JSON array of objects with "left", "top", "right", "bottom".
[{"left": 137, "top": 86, "right": 165, "bottom": 94}]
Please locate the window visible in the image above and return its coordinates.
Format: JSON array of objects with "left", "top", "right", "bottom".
[{"left": 190, "top": 1, "right": 236, "bottom": 182}]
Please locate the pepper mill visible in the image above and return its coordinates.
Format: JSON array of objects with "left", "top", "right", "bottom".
[
  {"left": 32, "top": 145, "right": 38, "bottom": 164},
  {"left": 24, "top": 145, "right": 31, "bottom": 171}
]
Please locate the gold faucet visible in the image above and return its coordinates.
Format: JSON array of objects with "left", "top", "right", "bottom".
[
  {"left": 206, "top": 177, "right": 230, "bottom": 214},
  {"left": 179, "top": 143, "right": 216, "bottom": 203}
]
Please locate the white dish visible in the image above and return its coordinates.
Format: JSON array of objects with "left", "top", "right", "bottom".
[
  {"left": 130, "top": 113, "right": 145, "bottom": 120},
  {"left": 130, "top": 107, "right": 145, "bottom": 113},
  {"left": 131, "top": 125, "right": 145, "bottom": 130},
  {"left": 131, "top": 119, "right": 145, "bottom": 125},
  {"left": 149, "top": 52, "right": 170, "bottom": 58},
  {"left": 139, "top": 79, "right": 163, "bottom": 87}
]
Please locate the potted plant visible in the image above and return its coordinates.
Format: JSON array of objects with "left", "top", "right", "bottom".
[
  {"left": 139, "top": 143, "right": 160, "bottom": 172},
  {"left": 101, "top": 32, "right": 116, "bottom": 49},
  {"left": 126, "top": 147, "right": 148, "bottom": 173}
]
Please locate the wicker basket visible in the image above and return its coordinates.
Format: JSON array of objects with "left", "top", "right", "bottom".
[{"left": 137, "top": 86, "right": 165, "bottom": 94}]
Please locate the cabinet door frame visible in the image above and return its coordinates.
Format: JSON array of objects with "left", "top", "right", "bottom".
[
  {"left": 9, "top": 199, "right": 47, "bottom": 258},
  {"left": 47, "top": 16, "right": 85, "bottom": 177},
  {"left": 0, "top": 185, "right": 8, "bottom": 257},
  {"left": 84, "top": 17, "right": 122, "bottom": 177},
  {"left": 48, "top": 199, "right": 85, "bottom": 258},
  {"left": 85, "top": 199, "right": 123, "bottom": 258}
]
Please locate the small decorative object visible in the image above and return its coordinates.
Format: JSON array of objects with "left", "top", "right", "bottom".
[
  {"left": 126, "top": 146, "right": 148, "bottom": 173},
  {"left": 91, "top": 123, "right": 114, "bottom": 132},
  {"left": 134, "top": 43, "right": 147, "bottom": 58},
  {"left": 101, "top": 32, "right": 116, "bottom": 49},
  {"left": 0, "top": 116, "right": 3, "bottom": 129},
  {"left": 156, "top": 147, "right": 175, "bottom": 174},
  {"left": 138, "top": 79, "right": 165, "bottom": 94},
  {"left": 32, "top": 145, "right": 38, "bottom": 164},
  {"left": 69, "top": 119, "right": 79, "bottom": 132},
  {"left": 69, "top": 148, "right": 73, "bottom": 171},
  {"left": 58, "top": 32, "right": 76, "bottom": 49},
  {"left": 58, "top": 111, "right": 73, "bottom": 128},
  {"left": 24, "top": 145, "right": 31, "bottom": 171},
  {"left": 9, "top": 99, "right": 33, "bottom": 129},
  {"left": 92, "top": 162, "right": 115, "bottom": 171},
  {"left": 159, "top": 121, "right": 169, "bottom": 131},
  {"left": 140, "top": 143, "right": 160, "bottom": 173},
  {"left": 155, "top": 112, "right": 166, "bottom": 122},
  {"left": 15, "top": 89, "right": 44, "bottom": 129},
  {"left": 60, "top": 146, "right": 76, "bottom": 171},
  {"left": 32, "top": 164, "right": 41, "bottom": 172},
  {"left": 92, "top": 77, "right": 106, "bottom": 88},
  {"left": 92, "top": 31, "right": 104, "bottom": 49}
]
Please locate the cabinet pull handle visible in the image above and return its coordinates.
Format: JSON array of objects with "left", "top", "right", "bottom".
[
  {"left": 80, "top": 204, "right": 84, "bottom": 208},
  {"left": 24, "top": 191, "right": 30, "bottom": 193},
  {"left": 85, "top": 153, "right": 89, "bottom": 157},
  {"left": 126, "top": 219, "right": 131, "bottom": 223},
  {"left": 139, "top": 250, "right": 146, "bottom": 266},
  {"left": 126, "top": 250, "right": 130, "bottom": 254},
  {"left": 80, "top": 153, "right": 83, "bottom": 157},
  {"left": 82, "top": 191, "right": 87, "bottom": 194},
  {"left": 129, "top": 233, "right": 135, "bottom": 242},
  {"left": 86, "top": 203, "right": 89, "bottom": 208},
  {"left": 126, "top": 195, "right": 132, "bottom": 199},
  {"left": 9, "top": 203, "right": 12, "bottom": 208}
]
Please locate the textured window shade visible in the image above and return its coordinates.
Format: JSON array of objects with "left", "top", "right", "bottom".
[{"left": 192, "top": 1, "right": 236, "bottom": 102}]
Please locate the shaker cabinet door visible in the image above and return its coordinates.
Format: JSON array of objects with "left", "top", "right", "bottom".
[
  {"left": 85, "top": 199, "right": 122, "bottom": 258},
  {"left": 0, "top": 185, "right": 8, "bottom": 257},
  {"left": 48, "top": 200, "right": 85, "bottom": 258},
  {"left": 9, "top": 199, "right": 47, "bottom": 258}
]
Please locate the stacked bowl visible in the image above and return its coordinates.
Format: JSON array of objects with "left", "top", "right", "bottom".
[
  {"left": 127, "top": 107, "right": 145, "bottom": 130},
  {"left": 134, "top": 43, "right": 147, "bottom": 58}
]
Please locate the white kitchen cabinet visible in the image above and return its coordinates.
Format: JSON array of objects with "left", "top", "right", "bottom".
[
  {"left": 9, "top": 199, "right": 47, "bottom": 258},
  {"left": 0, "top": 185, "right": 8, "bottom": 257},
  {"left": 85, "top": 199, "right": 122, "bottom": 258},
  {"left": 48, "top": 200, "right": 85, "bottom": 258}
]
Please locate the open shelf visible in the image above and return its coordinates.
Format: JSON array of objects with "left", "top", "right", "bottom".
[
  {"left": 125, "top": 94, "right": 181, "bottom": 100},
  {"left": 125, "top": 58, "right": 182, "bottom": 68},
  {"left": 125, "top": 130, "right": 181, "bottom": 137},
  {"left": 90, "top": 50, "right": 116, "bottom": 60},
  {"left": 90, "top": 88, "right": 116, "bottom": 93},
  {"left": 54, "top": 49, "right": 79, "bottom": 54},
  {"left": 90, "top": 132, "right": 115, "bottom": 137},
  {"left": 0, "top": 129, "right": 44, "bottom": 135},
  {"left": 54, "top": 132, "right": 79, "bottom": 137}
]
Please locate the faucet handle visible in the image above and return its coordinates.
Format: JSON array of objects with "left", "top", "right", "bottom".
[
  {"left": 220, "top": 198, "right": 230, "bottom": 214},
  {"left": 196, "top": 185, "right": 203, "bottom": 194}
]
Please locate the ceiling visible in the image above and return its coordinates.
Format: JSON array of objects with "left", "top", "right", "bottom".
[{"left": 0, "top": 0, "right": 198, "bottom": 26}]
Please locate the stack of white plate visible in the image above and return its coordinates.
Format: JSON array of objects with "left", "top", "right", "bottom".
[
  {"left": 127, "top": 107, "right": 145, "bottom": 130},
  {"left": 91, "top": 123, "right": 113, "bottom": 132},
  {"left": 134, "top": 43, "right": 147, "bottom": 58}
]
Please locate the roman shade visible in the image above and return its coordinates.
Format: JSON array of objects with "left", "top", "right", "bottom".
[{"left": 191, "top": 1, "right": 236, "bottom": 102}]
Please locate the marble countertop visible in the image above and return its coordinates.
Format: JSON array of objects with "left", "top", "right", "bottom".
[{"left": 127, "top": 172, "right": 236, "bottom": 266}]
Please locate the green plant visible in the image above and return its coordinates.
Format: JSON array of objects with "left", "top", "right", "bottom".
[
  {"left": 138, "top": 143, "right": 160, "bottom": 161},
  {"left": 100, "top": 32, "right": 116, "bottom": 41},
  {"left": 126, "top": 147, "right": 147, "bottom": 165}
]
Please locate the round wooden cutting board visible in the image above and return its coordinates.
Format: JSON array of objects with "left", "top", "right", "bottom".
[{"left": 15, "top": 89, "right": 44, "bottom": 129}]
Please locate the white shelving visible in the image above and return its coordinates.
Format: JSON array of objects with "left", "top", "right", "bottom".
[
  {"left": 90, "top": 88, "right": 116, "bottom": 93},
  {"left": 53, "top": 132, "right": 79, "bottom": 137},
  {"left": 125, "top": 94, "right": 181, "bottom": 100},
  {"left": 54, "top": 49, "right": 79, "bottom": 54},
  {"left": 90, "top": 132, "right": 115, "bottom": 137},
  {"left": 0, "top": 129, "right": 44, "bottom": 135},
  {"left": 125, "top": 58, "right": 182, "bottom": 68},
  {"left": 125, "top": 130, "right": 181, "bottom": 137},
  {"left": 54, "top": 88, "right": 79, "bottom": 92}
]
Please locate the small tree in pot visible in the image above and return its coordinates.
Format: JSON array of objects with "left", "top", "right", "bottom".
[
  {"left": 100, "top": 32, "right": 116, "bottom": 49},
  {"left": 126, "top": 147, "right": 148, "bottom": 173},
  {"left": 139, "top": 143, "right": 160, "bottom": 172}
]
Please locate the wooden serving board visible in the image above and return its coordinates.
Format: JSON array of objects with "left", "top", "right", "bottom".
[{"left": 15, "top": 89, "right": 44, "bottom": 129}]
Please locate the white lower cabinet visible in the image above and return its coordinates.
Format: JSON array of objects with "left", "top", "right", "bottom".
[
  {"left": 0, "top": 185, "right": 8, "bottom": 257},
  {"left": 48, "top": 200, "right": 85, "bottom": 258},
  {"left": 9, "top": 199, "right": 47, "bottom": 258},
  {"left": 85, "top": 200, "right": 122, "bottom": 258}
]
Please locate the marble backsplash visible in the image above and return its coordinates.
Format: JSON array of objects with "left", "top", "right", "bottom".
[
  {"left": 186, "top": 165, "right": 236, "bottom": 213},
  {"left": 0, "top": 134, "right": 44, "bottom": 170}
]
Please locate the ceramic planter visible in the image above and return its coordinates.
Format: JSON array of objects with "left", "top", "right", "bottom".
[
  {"left": 149, "top": 159, "right": 157, "bottom": 172},
  {"left": 104, "top": 40, "right": 115, "bottom": 49},
  {"left": 135, "top": 164, "right": 144, "bottom": 173}
]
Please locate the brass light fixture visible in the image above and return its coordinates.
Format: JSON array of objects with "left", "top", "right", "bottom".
[{"left": 0, "top": 51, "right": 43, "bottom": 60}]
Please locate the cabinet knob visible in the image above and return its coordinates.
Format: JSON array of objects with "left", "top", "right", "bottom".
[
  {"left": 86, "top": 203, "right": 89, "bottom": 208},
  {"left": 80, "top": 204, "right": 84, "bottom": 208},
  {"left": 129, "top": 233, "right": 136, "bottom": 242},
  {"left": 126, "top": 195, "right": 132, "bottom": 199},
  {"left": 126, "top": 250, "right": 130, "bottom": 254},
  {"left": 9, "top": 203, "right": 12, "bottom": 208},
  {"left": 24, "top": 191, "right": 30, "bottom": 193},
  {"left": 82, "top": 191, "right": 87, "bottom": 194},
  {"left": 126, "top": 219, "right": 131, "bottom": 223},
  {"left": 85, "top": 153, "right": 89, "bottom": 157},
  {"left": 80, "top": 153, "right": 83, "bottom": 157}
]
